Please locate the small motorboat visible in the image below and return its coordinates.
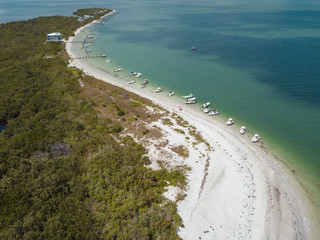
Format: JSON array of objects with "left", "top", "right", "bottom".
[
  {"left": 183, "top": 93, "right": 194, "bottom": 99},
  {"left": 142, "top": 79, "right": 149, "bottom": 85},
  {"left": 226, "top": 118, "right": 234, "bottom": 126},
  {"left": 129, "top": 72, "right": 137, "bottom": 76},
  {"left": 114, "top": 68, "right": 122, "bottom": 72},
  {"left": 201, "top": 102, "right": 210, "bottom": 108},
  {"left": 190, "top": 46, "right": 197, "bottom": 50},
  {"left": 167, "top": 91, "right": 175, "bottom": 97},
  {"left": 128, "top": 79, "right": 136, "bottom": 84},
  {"left": 185, "top": 99, "right": 196, "bottom": 104},
  {"left": 240, "top": 126, "right": 246, "bottom": 135},
  {"left": 188, "top": 97, "right": 197, "bottom": 101},
  {"left": 203, "top": 107, "right": 211, "bottom": 113},
  {"left": 154, "top": 87, "right": 163, "bottom": 93},
  {"left": 208, "top": 110, "right": 219, "bottom": 116},
  {"left": 136, "top": 73, "right": 142, "bottom": 78},
  {"left": 106, "top": 59, "right": 112, "bottom": 63},
  {"left": 252, "top": 134, "right": 260, "bottom": 143}
]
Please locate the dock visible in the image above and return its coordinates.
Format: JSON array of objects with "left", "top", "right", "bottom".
[{"left": 74, "top": 54, "right": 106, "bottom": 59}]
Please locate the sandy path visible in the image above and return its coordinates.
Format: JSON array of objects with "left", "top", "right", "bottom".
[{"left": 66, "top": 12, "right": 313, "bottom": 239}]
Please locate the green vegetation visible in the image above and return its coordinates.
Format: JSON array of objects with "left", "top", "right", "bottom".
[
  {"left": 171, "top": 145, "right": 189, "bottom": 158},
  {"left": 73, "top": 8, "right": 112, "bottom": 20},
  {"left": 0, "top": 9, "right": 183, "bottom": 239}
]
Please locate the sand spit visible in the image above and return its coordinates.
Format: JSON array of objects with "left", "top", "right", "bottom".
[{"left": 66, "top": 11, "right": 314, "bottom": 240}]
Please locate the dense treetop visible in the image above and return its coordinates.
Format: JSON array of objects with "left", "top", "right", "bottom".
[{"left": 0, "top": 9, "right": 183, "bottom": 239}]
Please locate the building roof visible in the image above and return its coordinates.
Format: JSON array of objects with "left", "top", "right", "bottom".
[{"left": 47, "top": 32, "right": 62, "bottom": 37}]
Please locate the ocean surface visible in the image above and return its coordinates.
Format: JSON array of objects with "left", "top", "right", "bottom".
[{"left": 1, "top": 0, "right": 320, "bottom": 217}]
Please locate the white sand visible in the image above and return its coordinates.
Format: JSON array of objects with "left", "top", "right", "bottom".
[{"left": 66, "top": 13, "right": 315, "bottom": 240}]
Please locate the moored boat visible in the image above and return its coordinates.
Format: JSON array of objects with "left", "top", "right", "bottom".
[
  {"left": 240, "top": 126, "right": 246, "bottom": 135},
  {"left": 106, "top": 59, "right": 112, "bottom": 63},
  {"left": 226, "top": 118, "right": 234, "bottom": 126},
  {"left": 190, "top": 46, "right": 197, "bottom": 50},
  {"left": 128, "top": 79, "right": 136, "bottom": 84},
  {"left": 208, "top": 110, "right": 219, "bottom": 116},
  {"left": 183, "top": 93, "right": 194, "bottom": 99},
  {"left": 252, "top": 134, "right": 260, "bottom": 143},
  {"left": 136, "top": 73, "right": 142, "bottom": 78},
  {"left": 154, "top": 87, "right": 163, "bottom": 93},
  {"left": 167, "top": 91, "right": 175, "bottom": 97},
  {"left": 185, "top": 100, "right": 196, "bottom": 104},
  {"left": 201, "top": 102, "right": 210, "bottom": 108},
  {"left": 114, "top": 68, "right": 122, "bottom": 72},
  {"left": 129, "top": 72, "right": 137, "bottom": 76},
  {"left": 203, "top": 107, "right": 211, "bottom": 113}
]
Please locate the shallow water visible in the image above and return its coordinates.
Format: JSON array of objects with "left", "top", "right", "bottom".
[{"left": 1, "top": 0, "right": 320, "bottom": 222}]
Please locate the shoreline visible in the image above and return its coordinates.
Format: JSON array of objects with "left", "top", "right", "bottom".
[{"left": 66, "top": 12, "right": 315, "bottom": 239}]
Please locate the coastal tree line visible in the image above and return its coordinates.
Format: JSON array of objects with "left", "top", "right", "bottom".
[{"left": 0, "top": 9, "right": 183, "bottom": 239}]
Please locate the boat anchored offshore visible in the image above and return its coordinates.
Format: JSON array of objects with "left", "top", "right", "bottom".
[
  {"left": 136, "top": 73, "right": 142, "bottom": 78},
  {"left": 183, "top": 93, "right": 194, "bottom": 99},
  {"left": 190, "top": 46, "right": 197, "bottom": 50},
  {"left": 252, "top": 134, "right": 260, "bottom": 143},
  {"left": 240, "top": 126, "right": 246, "bottom": 135},
  {"left": 208, "top": 110, "right": 219, "bottom": 116},
  {"left": 129, "top": 72, "right": 137, "bottom": 76},
  {"left": 226, "top": 118, "right": 234, "bottom": 126},
  {"left": 185, "top": 98, "right": 197, "bottom": 104},
  {"left": 167, "top": 91, "right": 175, "bottom": 97},
  {"left": 114, "top": 68, "right": 122, "bottom": 72},
  {"left": 202, "top": 102, "right": 210, "bottom": 108},
  {"left": 203, "top": 107, "right": 211, "bottom": 113},
  {"left": 128, "top": 79, "right": 136, "bottom": 84},
  {"left": 154, "top": 87, "right": 163, "bottom": 93}
]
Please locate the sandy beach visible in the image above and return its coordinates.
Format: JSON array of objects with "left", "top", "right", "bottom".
[{"left": 66, "top": 12, "right": 315, "bottom": 240}]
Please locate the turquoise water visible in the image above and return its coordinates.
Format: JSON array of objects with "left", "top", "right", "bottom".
[{"left": 1, "top": 0, "right": 320, "bottom": 219}]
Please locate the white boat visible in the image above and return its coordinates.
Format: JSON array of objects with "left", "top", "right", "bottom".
[
  {"left": 114, "top": 68, "right": 122, "bottom": 72},
  {"left": 154, "top": 87, "right": 163, "bottom": 93},
  {"left": 190, "top": 46, "right": 197, "bottom": 50},
  {"left": 185, "top": 99, "right": 196, "bottom": 104},
  {"left": 128, "top": 79, "right": 136, "bottom": 84},
  {"left": 140, "top": 79, "right": 149, "bottom": 88},
  {"left": 136, "top": 73, "right": 142, "bottom": 78},
  {"left": 167, "top": 91, "right": 175, "bottom": 97},
  {"left": 252, "top": 134, "right": 260, "bottom": 143},
  {"left": 188, "top": 97, "right": 197, "bottom": 101},
  {"left": 203, "top": 107, "right": 210, "bottom": 113},
  {"left": 183, "top": 93, "right": 194, "bottom": 99},
  {"left": 106, "top": 59, "right": 112, "bottom": 63},
  {"left": 240, "top": 126, "right": 246, "bottom": 135},
  {"left": 142, "top": 79, "right": 149, "bottom": 85},
  {"left": 129, "top": 72, "right": 137, "bottom": 76},
  {"left": 208, "top": 110, "right": 219, "bottom": 116},
  {"left": 201, "top": 102, "right": 210, "bottom": 108},
  {"left": 226, "top": 118, "right": 234, "bottom": 126}
]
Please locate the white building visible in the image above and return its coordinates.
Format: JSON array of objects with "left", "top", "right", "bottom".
[{"left": 47, "top": 32, "right": 62, "bottom": 41}]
